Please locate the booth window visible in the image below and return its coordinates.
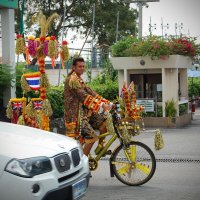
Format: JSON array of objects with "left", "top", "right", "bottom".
[{"left": 130, "top": 74, "right": 162, "bottom": 101}]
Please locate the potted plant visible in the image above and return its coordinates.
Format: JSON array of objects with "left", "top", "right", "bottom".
[
  {"left": 111, "top": 35, "right": 199, "bottom": 59},
  {"left": 165, "top": 99, "right": 177, "bottom": 123}
]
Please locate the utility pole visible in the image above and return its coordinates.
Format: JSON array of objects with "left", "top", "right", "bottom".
[
  {"left": 58, "top": 0, "right": 67, "bottom": 85},
  {"left": 116, "top": 11, "right": 119, "bottom": 42},
  {"left": 90, "top": 3, "right": 95, "bottom": 81},
  {"left": 138, "top": 2, "right": 143, "bottom": 38},
  {"left": 125, "top": 0, "right": 160, "bottom": 38}
]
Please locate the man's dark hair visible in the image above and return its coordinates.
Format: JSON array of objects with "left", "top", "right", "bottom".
[
  {"left": 72, "top": 57, "right": 85, "bottom": 66},
  {"left": 67, "top": 57, "right": 85, "bottom": 76}
]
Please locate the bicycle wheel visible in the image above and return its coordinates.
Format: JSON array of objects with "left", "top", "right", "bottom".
[{"left": 111, "top": 141, "right": 156, "bottom": 186}]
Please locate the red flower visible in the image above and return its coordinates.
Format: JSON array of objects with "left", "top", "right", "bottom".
[
  {"left": 40, "top": 36, "right": 46, "bottom": 42},
  {"left": 126, "top": 103, "right": 130, "bottom": 107},
  {"left": 62, "top": 40, "right": 68, "bottom": 45},
  {"left": 50, "top": 36, "right": 56, "bottom": 41},
  {"left": 16, "top": 34, "right": 22, "bottom": 39},
  {"left": 39, "top": 58, "right": 45, "bottom": 64}
]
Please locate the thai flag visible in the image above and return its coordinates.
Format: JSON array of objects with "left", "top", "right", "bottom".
[{"left": 26, "top": 76, "right": 40, "bottom": 90}]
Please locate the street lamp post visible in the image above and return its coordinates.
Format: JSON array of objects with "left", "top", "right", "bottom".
[{"left": 125, "top": 0, "right": 160, "bottom": 38}]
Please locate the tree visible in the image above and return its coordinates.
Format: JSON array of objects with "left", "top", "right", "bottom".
[
  {"left": 15, "top": 0, "right": 138, "bottom": 46},
  {"left": 94, "top": 0, "right": 138, "bottom": 45}
]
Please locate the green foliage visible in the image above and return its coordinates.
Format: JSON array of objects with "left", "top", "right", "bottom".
[
  {"left": 87, "top": 60, "right": 118, "bottom": 101},
  {"left": 188, "top": 78, "right": 200, "bottom": 98},
  {"left": 0, "top": 64, "right": 15, "bottom": 88},
  {"left": 101, "top": 60, "right": 118, "bottom": 81},
  {"left": 165, "top": 99, "right": 177, "bottom": 118},
  {"left": 94, "top": 1, "right": 138, "bottom": 45},
  {"left": 112, "top": 35, "right": 199, "bottom": 59},
  {"left": 138, "top": 36, "right": 171, "bottom": 59},
  {"left": 84, "top": 58, "right": 92, "bottom": 82},
  {"left": 157, "top": 105, "right": 163, "bottom": 117},
  {"left": 0, "top": 64, "right": 15, "bottom": 104},
  {"left": 111, "top": 36, "right": 139, "bottom": 57},
  {"left": 142, "top": 105, "right": 162, "bottom": 117},
  {"left": 179, "top": 103, "right": 188, "bottom": 116},
  {"left": 46, "top": 86, "right": 64, "bottom": 118},
  {"left": 20, "top": 0, "right": 137, "bottom": 46},
  {"left": 88, "top": 80, "right": 118, "bottom": 101}
]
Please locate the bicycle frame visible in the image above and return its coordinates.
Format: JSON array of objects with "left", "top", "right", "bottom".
[
  {"left": 94, "top": 132, "right": 118, "bottom": 161},
  {"left": 90, "top": 121, "right": 134, "bottom": 162}
]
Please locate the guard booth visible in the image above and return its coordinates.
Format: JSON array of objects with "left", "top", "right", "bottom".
[{"left": 110, "top": 55, "right": 192, "bottom": 117}]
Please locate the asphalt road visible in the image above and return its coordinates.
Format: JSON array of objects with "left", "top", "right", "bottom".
[{"left": 82, "top": 113, "right": 200, "bottom": 200}]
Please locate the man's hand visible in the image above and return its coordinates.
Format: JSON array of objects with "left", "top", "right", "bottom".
[{"left": 102, "top": 102, "right": 112, "bottom": 112}]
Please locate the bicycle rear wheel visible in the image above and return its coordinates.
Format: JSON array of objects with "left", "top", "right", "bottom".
[{"left": 111, "top": 141, "right": 156, "bottom": 186}]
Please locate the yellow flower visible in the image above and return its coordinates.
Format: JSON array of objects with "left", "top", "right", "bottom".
[
  {"left": 28, "top": 35, "right": 35, "bottom": 40},
  {"left": 45, "top": 36, "right": 50, "bottom": 41},
  {"left": 10, "top": 97, "right": 26, "bottom": 102},
  {"left": 23, "top": 72, "right": 41, "bottom": 77}
]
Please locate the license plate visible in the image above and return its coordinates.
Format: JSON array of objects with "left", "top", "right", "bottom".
[{"left": 72, "top": 178, "right": 87, "bottom": 200}]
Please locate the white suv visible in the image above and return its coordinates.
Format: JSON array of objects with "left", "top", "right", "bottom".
[{"left": 0, "top": 122, "right": 90, "bottom": 200}]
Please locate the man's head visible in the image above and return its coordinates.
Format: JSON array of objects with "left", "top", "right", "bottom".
[{"left": 72, "top": 57, "right": 85, "bottom": 76}]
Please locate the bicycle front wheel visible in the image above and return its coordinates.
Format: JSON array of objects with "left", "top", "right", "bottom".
[{"left": 111, "top": 141, "right": 156, "bottom": 186}]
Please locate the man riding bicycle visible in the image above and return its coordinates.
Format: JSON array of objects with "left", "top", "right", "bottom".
[{"left": 64, "top": 57, "right": 112, "bottom": 155}]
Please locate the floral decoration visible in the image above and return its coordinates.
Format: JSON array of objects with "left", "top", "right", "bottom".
[
  {"left": 10, "top": 12, "right": 70, "bottom": 132},
  {"left": 15, "top": 34, "right": 26, "bottom": 55},
  {"left": 60, "top": 40, "right": 70, "bottom": 68},
  {"left": 48, "top": 36, "right": 58, "bottom": 68},
  {"left": 112, "top": 35, "right": 200, "bottom": 60}
]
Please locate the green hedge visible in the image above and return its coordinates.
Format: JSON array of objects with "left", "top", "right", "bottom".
[
  {"left": 88, "top": 80, "right": 118, "bottom": 101},
  {"left": 179, "top": 103, "right": 188, "bottom": 116},
  {"left": 188, "top": 78, "right": 200, "bottom": 98},
  {"left": 0, "top": 64, "right": 15, "bottom": 105},
  {"left": 47, "top": 86, "right": 64, "bottom": 118}
]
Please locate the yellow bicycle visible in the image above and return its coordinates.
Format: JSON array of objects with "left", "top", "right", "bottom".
[{"left": 87, "top": 105, "right": 156, "bottom": 186}]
